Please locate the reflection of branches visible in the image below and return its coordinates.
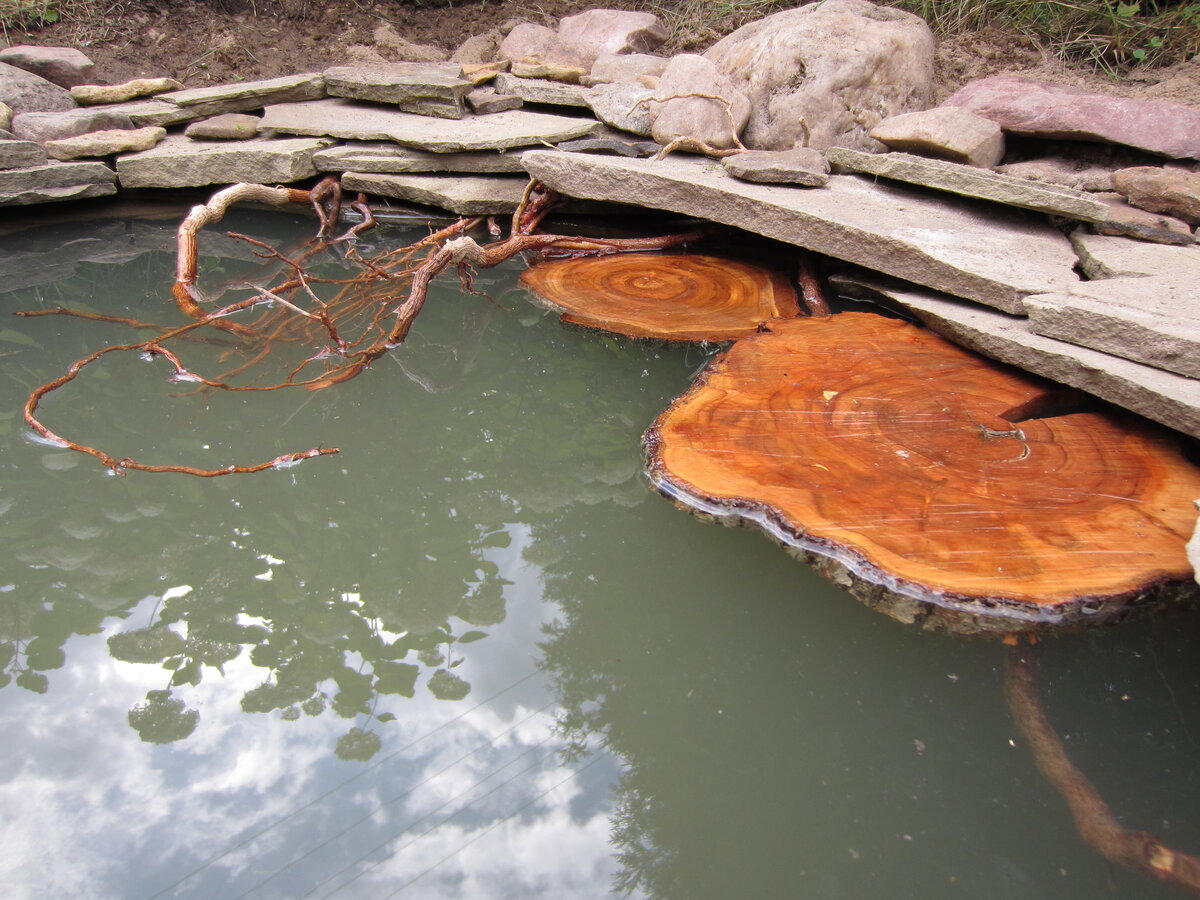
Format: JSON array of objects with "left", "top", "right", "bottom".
[{"left": 1005, "top": 645, "right": 1200, "bottom": 895}]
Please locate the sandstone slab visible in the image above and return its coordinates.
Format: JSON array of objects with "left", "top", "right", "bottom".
[
  {"left": 260, "top": 98, "right": 600, "bottom": 151},
  {"left": 830, "top": 271, "right": 1200, "bottom": 440},
  {"left": 94, "top": 98, "right": 221, "bottom": 128},
  {"left": 493, "top": 73, "right": 590, "bottom": 108},
  {"left": 0, "top": 45, "right": 93, "bottom": 88},
  {"left": 0, "top": 101, "right": 11, "bottom": 131},
  {"left": 996, "top": 156, "right": 1118, "bottom": 192},
  {"left": 1092, "top": 195, "right": 1195, "bottom": 246},
  {"left": 510, "top": 60, "right": 587, "bottom": 83},
  {"left": 313, "top": 141, "right": 526, "bottom": 173},
  {"left": 116, "top": 134, "right": 330, "bottom": 188},
  {"left": 1069, "top": 230, "right": 1200, "bottom": 279},
  {"left": 324, "top": 63, "right": 470, "bottom": 118},
  {"left": 45, "top": 125, "right": 166, "bottom": 160},
  {"left": 467, "top": 87, "right": 523, "bottom": 115},
  {"left": 721, "top": 148, "right": 828, "bottom": 186},
  {"left": 1111, "top": 166, "right": 1200, "bottom": 225},
  {"left": 869, "top": 106, "right": 1004, "bottom": 168},
  {"left": 1024, "top": 277, "right": 1200, "bottom": 379},
  {"left": 0, "top": 160, "right": 115, "bottom": 206},
  {"left": 0, "top": 61, "right": 76, "bottom": 115},
  {"left": 705, "top": 0, "right": 935, "bottom": 151},
  {"left": 70, "top": 78, "right": 182, "bottom": 105},
  {"left": 585, "top": 82, "right": 652, "bottom": 136},
  {"left": 0, "top": 138, "right": 47, "bottom": 169},
  {"left": 11, "top": 107, "right": 133, "bottom": 143},
  {"left": 162, "top": 73, "right": 326, "bottom": 109},
  {"left": 944, "top": 76, "right": 1200, "bottom": 160},
  {"left": 555, "top": 135, "right": 659, "bottom": 157},
  {"left": 340, "top": 171, "right": 530, "bottom": 214},
  {"left": 522, "top": 150, "right": 1078, "bottom": 313},
  {"left": 828, "top": 147, "right": 1108, "bottom": 221},
  {"left": 588, "top": 53, "right": 668, "bottom": 85},
  {"left": 184, "top": 113, "right": 262, "bottom": 140},
  {"left": 500, "top": 23, "right": 592, "bottom": 70}
]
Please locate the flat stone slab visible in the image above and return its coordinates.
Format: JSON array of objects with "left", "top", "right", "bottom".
[
  {"left": 493, "top": 73, "right": 591, "bottom": 108},
  {"left": 46, "top": 125, "right": 165, "bottom": 160},
  {"left": 831, "top": 271, "right": 1200, "bottom": 440},
  {"left": 340, "top": 171, "right": 530, "bottom": 214},
  {"left": 722, "top": 148, "right": 829, "bottom": 186},
  {"left": 828, "top": 147, "right": 1108, "bottom": 221},
  {"left": 1070, "top": 230, "right": 1200, "bottom": 279},
  {"left": 116, "top": 134, "right": 330, "bottom": 188},
  {"left": 0, "top": 138, "right": 47, "bottom": 169},
  {"left": 1023, "top": 276, "right": 1200, "bottom": 379},
  {"left": 324, "top": 63, "right": 470, "bottom": 118},
  {"left": 313, "top": 141, "right": 526, "bottom": 174},
  {"left": 521, "top": 150, "right": 1079, "bottom": 313},
  {"left": 161, "top": 73, "right": 326, "bottom": 108},
  {"left": 71, "top": 78, "right": 182, "bottom": 105},
  {"left": 260, "top": 98, "right": 600, "bottom": 152},
  {"left": 0, "top": 160, "right": 115, "bottom": 206},
  {"left": 11, "top": 108, "right": 134, "bottom": 143}
]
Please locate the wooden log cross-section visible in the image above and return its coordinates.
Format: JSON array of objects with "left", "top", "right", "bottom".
[
  {"left": 644, "top": 312, "right": 1200, "bottom": 635},
  {"left": 519, "top": 253, "right": 800, "bottom": 341}
]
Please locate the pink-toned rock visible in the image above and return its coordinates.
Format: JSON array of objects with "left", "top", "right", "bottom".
[
  {"left": 557, "top": 9, "right": 667, "bottom": 62},
  {"left": 705, "top": 0, "right": 934, "bottom": 152},
  {"left": 1092, "top": 193, "right": 1195, "bottom": 245},
  {"left": 650, "top": 54, "right": 749, "bottom": 151},
  {"left": 0, "top": 61, "right": 76, "bottom": 115},
  {"left": 869, "top": 106, "right": 1004, "bottom": 168},
  {"left": 499, "top": 23, "right": 592, "bottom": 70},
  {"left": 1111, "top": 166, "right": 1200, "bottom": 225},
  {"left": 587, "top": 53, "right": 669, "bottom": 85},
  {"left": 996, "top": 156, "right": 1117, "bottom": 192},
  {"left": 0, "top": 45, "right": 94, "bottom": 88},
  {"left": 944, "top": 75, "right": 1200, "bottom": 160}
]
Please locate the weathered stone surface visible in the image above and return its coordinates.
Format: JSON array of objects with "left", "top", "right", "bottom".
[
  {"left": 467, "top": 86, "right": 523, "bottom": 115},
  {"left": 0, "top": 160, "right": 115, "bottom": 206},
  {"left": 463, "top": 60, "right": 511, "bottom": 85},
  {"left": 510, "top": 60, "right": 587, "bottom": 82},
  {"left": 324, "top": 63, "right": 470, "bottom": 118},
  {"left": 588, "top": 52, "right": 669, "bottom": 84},
  {"left": 705, "top": 0, "right": 935, "bottom": 151},
  {"left": 115, "top": 134, "right": 329, "bottom": 188},
  {"left": 372, "top": 22, "right": 448, "bottom": 62},
  {"left": 0, "top": 101, "right": 10, "bottom": 131},
  {"left": 828, "top": 147, "right": 1108, "bottom": 221},
  {"left": 94, "top": 98, "right": 216, "bottom": 128},
  {"left": 0, "top": 61, "right": 76, "bottom": 115},
  {"left": 996, "top": 156, "right": 1117, "bottom": 192},
  {"left": 493, "top": 73, "right": 590, "bottom": 108},
  {"left": 70, "top": 78, "right": 182, "bottom": 105},
  {"left": 452, "top": 29, "right": 505, "bottom": 65},
  {"left": 1111, "top": 166, "right": 1200, "bottom": 225},
  {"left": 555, "top": 135, "right": 659, "bottom": 157},
  {"left": 651, "top": 54, "right": 749, "bottom": 150},
  {"left": 499, "top": 22, "right": 591, "bottom": 70},
  {"left": 0, "top": 45, "right": 93, "bottom": 88},
  {"left": 585, "top": 82, "right": 652, "bottom": 136},
  {"left": 340, "top": 171, "right": 530, "bottom": 214},
  {"left": 869, "top": 106, "right": 1004, "bottom": 168},
  {"left": 522, "top": 150, "right": 1078, "bottom": 313},
  {"left": 313, "top": 141, "right": 526, "bottom": 173},
  {"left": 162, "top": 73, "right": 326, "bottom": 108},
  {"left": 944, "top": 76, "right": 1200, "bottom": 160},
  {"left": 557, "top": 9, "right": 667, "bottom": 61},
  {"left": 1024, "top": 277, "right": 1200, "bottom": 379},
  {"left": 1092, "top": 194, "right": 1196, "bottom": 245},
  {"left": 45, "top": 125, "right": 166, "bottom": 160},
  {"left": 830, "top": 272, "right": 1200, "bottom": 440},
  {"left": 0, "top": 138, "right": 46, "bottom": 169},
  {"left": 722, "top": 148, "right": 828, "bottom": 186},
  {"left": 1190, "top": 503, "right": 1200, "bottom": 584},
  {"left": 11, "top": 108, "right": 133, "bottom": 143},
  {"left": 184, "top": 113, "right": 261, "bottom": 140},
  {"left": 1069, "top": 230, "right": 1200, "bottom": 279},
  {"left": 260, "top": 98, "right": 599, "bottom": 151}
]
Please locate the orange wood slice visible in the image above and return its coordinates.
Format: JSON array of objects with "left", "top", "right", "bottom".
[
  {"left": 519, "top": 253, "right": 800, "bottom": 341},
  {"left": 644, "top": 312, "right": 1200, "bottom": 632}
]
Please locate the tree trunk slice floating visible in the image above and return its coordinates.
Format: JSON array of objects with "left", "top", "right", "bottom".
[
  {"left": 644, "top": 312, "right": 1200, "bottom": 635},
  {"left": 519, "top": 253, "right": 800, "bottom": 342}
]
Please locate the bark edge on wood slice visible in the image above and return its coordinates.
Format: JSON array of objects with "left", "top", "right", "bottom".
[
  {"left": 644, "top": 312, "right": 1200, "bottom": 636},
  {"left": 519, "top": 253, "right": 800, "bottom": 341}
]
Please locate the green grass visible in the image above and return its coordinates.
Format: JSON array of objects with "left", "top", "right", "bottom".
[{"left": 0, "top": 0, "right": 59, "bottom": 30}]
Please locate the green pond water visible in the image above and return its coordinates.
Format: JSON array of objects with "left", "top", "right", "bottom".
[{"left": 0, "top": 205, "right": 1198, "bottom": 899}]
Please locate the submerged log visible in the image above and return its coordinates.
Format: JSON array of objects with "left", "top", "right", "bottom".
[
  {"left": 519, "top": 253, "right": 800, "bottom": 341},
  {"left": 644, "top": 312, "right": 1200, "bottom": 635}
]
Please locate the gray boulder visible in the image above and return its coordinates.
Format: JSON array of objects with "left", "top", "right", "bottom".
[
  {"left": 0, "top": 45, "right": 93, "bottom": 88},
  {"left": 0, "top": 61, "right": 76, "bottom": 115},
  {"left": 704, "top": 0, "right": 934, "bottom": 152}
]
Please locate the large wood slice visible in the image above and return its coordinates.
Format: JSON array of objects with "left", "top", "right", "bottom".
[
  {"left": 644, "top": 312, "right": 1200, "bottom": 635},
  {"left": 519, "top": 253, "right": 800, "bottom": 341}
]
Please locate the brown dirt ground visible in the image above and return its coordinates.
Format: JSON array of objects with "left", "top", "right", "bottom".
[{"left": 7, "top": 0, "right": 1200, "bottom": 108}]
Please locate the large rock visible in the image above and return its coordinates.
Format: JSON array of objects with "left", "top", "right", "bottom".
[
  {"left": 0, "top": 138, "right": 47, "bottom": 169},
  {"left": 313, "top": 141, "right": 527, "bottom": 174},
  {"left": 115, "top": 134, "right": 330, "bottom": 188},
  {"left": 0, "top": 61, "right": 76, "bottom": 115},
  {"left": 11, "top": 108, "right": 133, "bottom": 143},
  {"left": 588, "top": 53, "right": 668, "bottom": 85},
  {"left": 0, "top": 45, "right": 93, "bottom": 88},
  {"left": 869, "top": 106, "right": 1004, "bottom": 168},
  {"left": 827, "top": 147, "right": 1108, "bottom": 221},
  {"left": 704, "top": 0, "right": 934, "bottom": 151},
  {"left": 1111, "top": 166, "right": 1200, "bottom": 225},
  {"left": 340, "top": 172, "right": 531, "bottom": 214},
  {"left": 557, "top": 9, "right": 667, "bottom": 62},
  {"left": 499, "top": 23, "right": 591, "bottom": 70},
  {"left": 521, "top": 150, "right": 1078, "bottom": 313},
  {"left": 585, "top": 82, "right": 653, "bottom": 136},
  {"left": 650, "top": 54, "right": 749, "bottom": 150},
  {"left": 0, "top": 160, "right": 115, "bottom": 206},
  {"left": 831, "top": 272, "right": 1200, "bottom": 440},
  {"left": 45, "top": 125, "right": 166, "bottom": 161},
  {"left": 996, "top": 156, "right": 1118, "bottom": 192},
  {"left": 260, "top": 98, "right": 599, "bottom": 152},
  {"left": 70, "top": 78, "right": 182, "bottom": 105},
  {"left": 323, "top": 63, "right": 471, "bottom": 118},
  {"left": 943, "top": 76, "right": 1200, "bottom": 160}
]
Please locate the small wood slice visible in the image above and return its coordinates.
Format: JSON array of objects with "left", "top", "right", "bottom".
[
  {"left": 519, "top": 253, "right": 800, "bottom": 341},
  {"left": 644, "top": 312, "right": 1200, "bottom": 634}
]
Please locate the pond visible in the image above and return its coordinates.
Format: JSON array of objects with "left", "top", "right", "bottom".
[{"left": 1, "top": 204, "right": 1198, "bottom": 899}]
